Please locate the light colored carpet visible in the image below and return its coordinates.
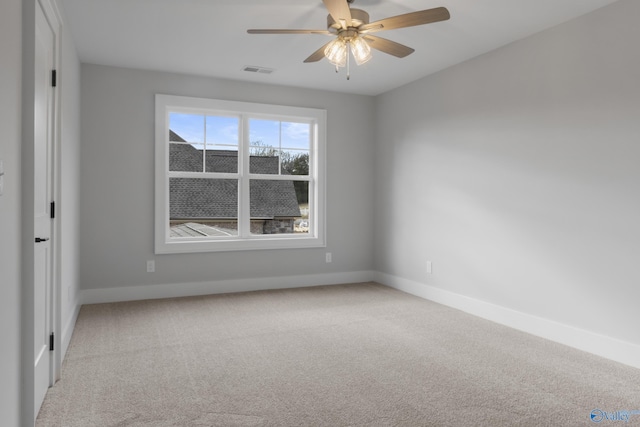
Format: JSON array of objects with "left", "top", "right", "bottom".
[{"left": 37, "top": 282, "right": 640, "bottom": 426}]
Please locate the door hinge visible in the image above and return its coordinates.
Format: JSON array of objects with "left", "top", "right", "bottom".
[
  {"left": 51, "top": 69, "right": 57, "bottom": 87},
  {"left": 49, "top": 333, "right": 55, "bottom": 351},
  {"left": 50, "top": 201, "right": 55, "bottom": 219}
]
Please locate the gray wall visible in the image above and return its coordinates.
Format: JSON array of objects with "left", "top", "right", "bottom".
[
  {"left": 374, "top": 0, "right": 640, "bottom": 346},
  {"left": 79, "top": 65, "right": 375, "bottom": 292},
  {"left": 0, "top": 0, "right": 23, "bottom": 423}
]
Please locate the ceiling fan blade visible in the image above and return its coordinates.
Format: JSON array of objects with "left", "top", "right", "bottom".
[
  {"left": 247, "top": 29, "right": 331, "bottom": 35},
  {"left": 304, "top": 41, "right": 333, "bottom": 63},
  {"left": 362, "top": 35, "right": 414, "bottom": 58},
  {"left": 322, "top": 0, "right": 352, "bottom": 28},
  {"left": 360, "top": 7, "right": 450, "bottom": 33}
]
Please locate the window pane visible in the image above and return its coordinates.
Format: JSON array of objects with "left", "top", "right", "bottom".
[
  {"left": 294, "top": 181, "right": 310, "bottom": 234},
  {"left": 249, "top": 119, "right": 311, "bottom": 175},
  {"left": 249, "top": 118, "right": 279, "bottom": 148},
  {"left": 249, "top": 118, "right": 280, "bottom": 174},
  {"left": 206, "top": 116, "right": 238, "bottom": 148},
  {"left": 169, "top": 178, "right": 238, "bottom": 237},
  {"left": 281, "top": 150, "right": 309, "bottom": 176},
  {"left": 249, "top": 123, "right": 280, "bottom": 175},
  {"left": 281, "top": 122, "right": 310, "bottom": 150},
  {"left": 250, "top": 179, "right": 303, "bottom": 235},
  {"left": 169, "top": 113, "right": 204, "bottom": 143},
  {"left": 249, "top": 119, "right": 310, "bottom": 150}
]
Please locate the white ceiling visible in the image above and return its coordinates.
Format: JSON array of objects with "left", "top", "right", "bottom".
[{"left": 60, "top": 0, "right": 619, "bottom": 96}]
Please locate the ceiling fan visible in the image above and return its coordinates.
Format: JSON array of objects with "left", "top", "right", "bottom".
[{"left": 247, "top": 0, "right": 450, "bottom": 79}]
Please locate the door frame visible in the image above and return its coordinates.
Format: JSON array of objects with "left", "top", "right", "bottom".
[
  {"left": 44, "top": 0, "right": 63, "bottom": 386},
  {"left": 22, "top": 0, "right": 63, "bottom": 423},
  {"left": 37, "top": 0, "right": 63, "bottom": 387}
]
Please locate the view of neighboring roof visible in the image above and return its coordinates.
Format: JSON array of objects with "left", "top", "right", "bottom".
[
  {"left": 169, "top": 131, "right": 301, "bottom": 220},
  {"left": 169, "top": 129, "right": 186, "bottom": 142},
  {"left": 170, "top": 222, "right": 235, "bottom": 238}
]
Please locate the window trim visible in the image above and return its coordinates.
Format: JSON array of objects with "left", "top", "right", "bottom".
[{"left": 155, "top": 94, "right": 326, "bottom": 254}]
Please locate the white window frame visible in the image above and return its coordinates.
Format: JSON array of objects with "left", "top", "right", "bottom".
[{"left": 155, "top": 94, "right": 326, "bottom": 254}]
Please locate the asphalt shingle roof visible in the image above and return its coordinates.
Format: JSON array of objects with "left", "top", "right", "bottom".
[{"left": 169, "top": 138, "right": 301, "bottom": 219}]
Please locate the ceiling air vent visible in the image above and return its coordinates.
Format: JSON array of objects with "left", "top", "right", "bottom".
[{"left": 243, "top": 66, "right": 274, "bottom": 75}]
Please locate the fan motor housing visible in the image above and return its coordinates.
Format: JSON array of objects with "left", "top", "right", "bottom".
[{"left": 327, "top": 8, "right": 370, "bottom": 33}]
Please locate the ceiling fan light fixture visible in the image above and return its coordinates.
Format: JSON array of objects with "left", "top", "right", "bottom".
[
  {"left": 248, "top": 2, "right": 451, "bottom": 79},
  {"left": 324, "top": 38, "right": 347, "bottom": 67},
  {"left": 350, "top": 36, "right": 372, "bottom": 66}
]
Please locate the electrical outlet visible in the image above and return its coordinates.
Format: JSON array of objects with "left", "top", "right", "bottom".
[
  {"left": 0, "top": 160, "right": 4, "bottom": 196},
  {"left": 146, "top": 260, "right": 155, "bottom": 273},
  {"left": 325, "top": 252, "right": 332, "bottom": 263},
  {"left": 426, "top": 260, "right": 432, "bottom": 274}
]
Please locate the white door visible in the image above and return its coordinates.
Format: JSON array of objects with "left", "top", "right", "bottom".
[{"left": 33, "top": 2, "right": 55, "bottom": 419}]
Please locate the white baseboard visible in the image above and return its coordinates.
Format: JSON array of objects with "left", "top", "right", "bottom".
[
  {"left": 81, "top": 270, "right": 377, "bottom": 305},
  {"left": 373, "top": 271, "right": 640, "bottom": 370}
]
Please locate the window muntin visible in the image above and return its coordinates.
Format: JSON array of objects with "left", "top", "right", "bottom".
[{"left": 155, "top": 95, "right": 325, "bottom": 253}]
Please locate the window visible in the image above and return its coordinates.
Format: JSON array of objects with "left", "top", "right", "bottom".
[{"left": 155, "top": 95, "right": 326, "bottom": 253}]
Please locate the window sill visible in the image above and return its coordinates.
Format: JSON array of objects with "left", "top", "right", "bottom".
[{"left": 154, "top": 235, "right": 326, "bottom": 254}]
